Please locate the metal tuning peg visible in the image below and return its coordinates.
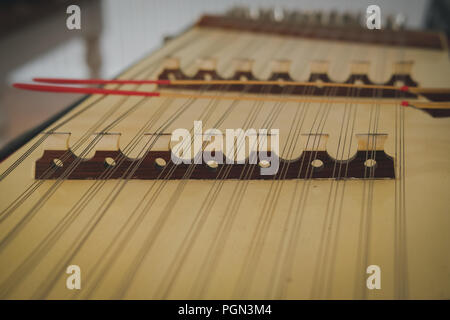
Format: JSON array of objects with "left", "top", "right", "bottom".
[
  {"left": 311, "top": 11, "right": 323, "bottom": 25},
  {"left": 282, "top": 10, "right": 296, "bottom": 23},
  {"left": 327, "top": 10, "right": 339, "bottom": 27},
  {"left": 226, "top": 6, "right": 250, "bottom": 19},
  {"left": 342, "top": 12, "right": 360, "bottom": 27},
  {"left": 393, "top": 13, "right": 406, "bottom": 30},
  {"left": 257, "top": 8, "right": 272, "bottom": 21},
  {"left": 273, "top": 7, "right": 285, "bottom": 22},
  {"left": 385, "top": 14, "right": 395, "bottom": 30},
  {"left": 286, "top": 10, "right": 308, "bottom": 25},
  {"left": 354, "top": 11, "right": 364, "bottom": 27},
  {"left": 259, "top": 8, "right": 285, "bottom": 22},
  {"left": 341, "top": 12, "right": 352, "bottom": 26},
  {"left": 302, "top": 11, "right": 314, "bottom": 25},
  {"left": 249, "top": 7, "right": 260, "bottom": 20}
]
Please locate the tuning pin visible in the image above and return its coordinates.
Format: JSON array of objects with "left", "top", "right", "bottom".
[
  {"left": 273, "top": 7, "right": 284, "bottom": 22},
  {"left": 249, "top": 7, "right": 260, "bottom": 20},
  {"left": 311, "top": 11, "right": 323, "bottom": 25},
  {"left": 354, "top": 12, "right": 364, "bottom": 27},
  {"left": 327, "top": 10, "right": 340, "bottom": 26},
  {"left": 385, "top": 14, "right": 395, "bottom": 30},
  {"left": 342, "top": 12, "right": 360, "bottom": 27},
  {"left": 304, "top": 11, "right": 318, "bottom": 25},
  {"left": 227, "top": 6, "right": 250, "bottom": 19},
  {"left": 258, "top": 8, "right": 272, "bottom": 21},
  {"left": 298, "top": 10, "right": 309, "bottom": 24},
  {"left": 259, "top": 8, "right": 285, "bottom": 22},
  {"left": 342, "top": 12, "right": 351, "bottom": 25},
  {"left": 282, "top": 10, "right": 295, "bottom": 23},
  {"left": 323, "top": 11, "right": 340, "bottom": 26},
  {"left": 393, "top": 13, "right": 406, "bottom": 30},
  {"left": 285, "top": 10, "right": 308, "bottom": 25}
]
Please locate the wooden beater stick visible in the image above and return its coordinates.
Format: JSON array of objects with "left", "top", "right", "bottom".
[{"left": 13, "top": 82, "right": 450, "bottom": 110}]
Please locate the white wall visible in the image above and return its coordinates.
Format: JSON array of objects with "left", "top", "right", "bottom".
[{"left": 7, "top": 0, "right": 430, "bottom": 82}]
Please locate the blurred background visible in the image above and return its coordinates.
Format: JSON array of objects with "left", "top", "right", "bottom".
[{"left": 0, "top": 0, "right": 448, "bottom": 151}]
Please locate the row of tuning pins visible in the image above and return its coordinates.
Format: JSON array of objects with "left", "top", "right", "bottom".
[{"left": 226, "top": 6, "right": 406, "bottom": 30}]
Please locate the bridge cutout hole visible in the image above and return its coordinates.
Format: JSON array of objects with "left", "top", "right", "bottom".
[
  {"left": 155, "top": 158, "right": 167, "bottom": 169},
  {"left": 52, "top": 158, "right": 64, "bottom": 169},
  {"left": 314, "top": 79, "right": 325, "bottom": 88},
  {"left": 168, "top": 73, "right": 176, "bottom": 81},
  {"left": 311, "top": 159, "right": 324, "bottom": 170},
  {"left": 203, "top": 73, "right": 213, "bottom": 81},
  {"left": 206, "top": 160, "right": 219, "bottom": 170},
  {"left": 104, "top": 157, "right": 116, "bottom": 168},
  {"left": 394, "top": 80, "right": 405, "bottom": 87},
  {"left": 259, "top": 160, "right": 271, "bottom": 168},
  {"left": 364, "top": 159, "right": 377, "bottom": 168}
]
